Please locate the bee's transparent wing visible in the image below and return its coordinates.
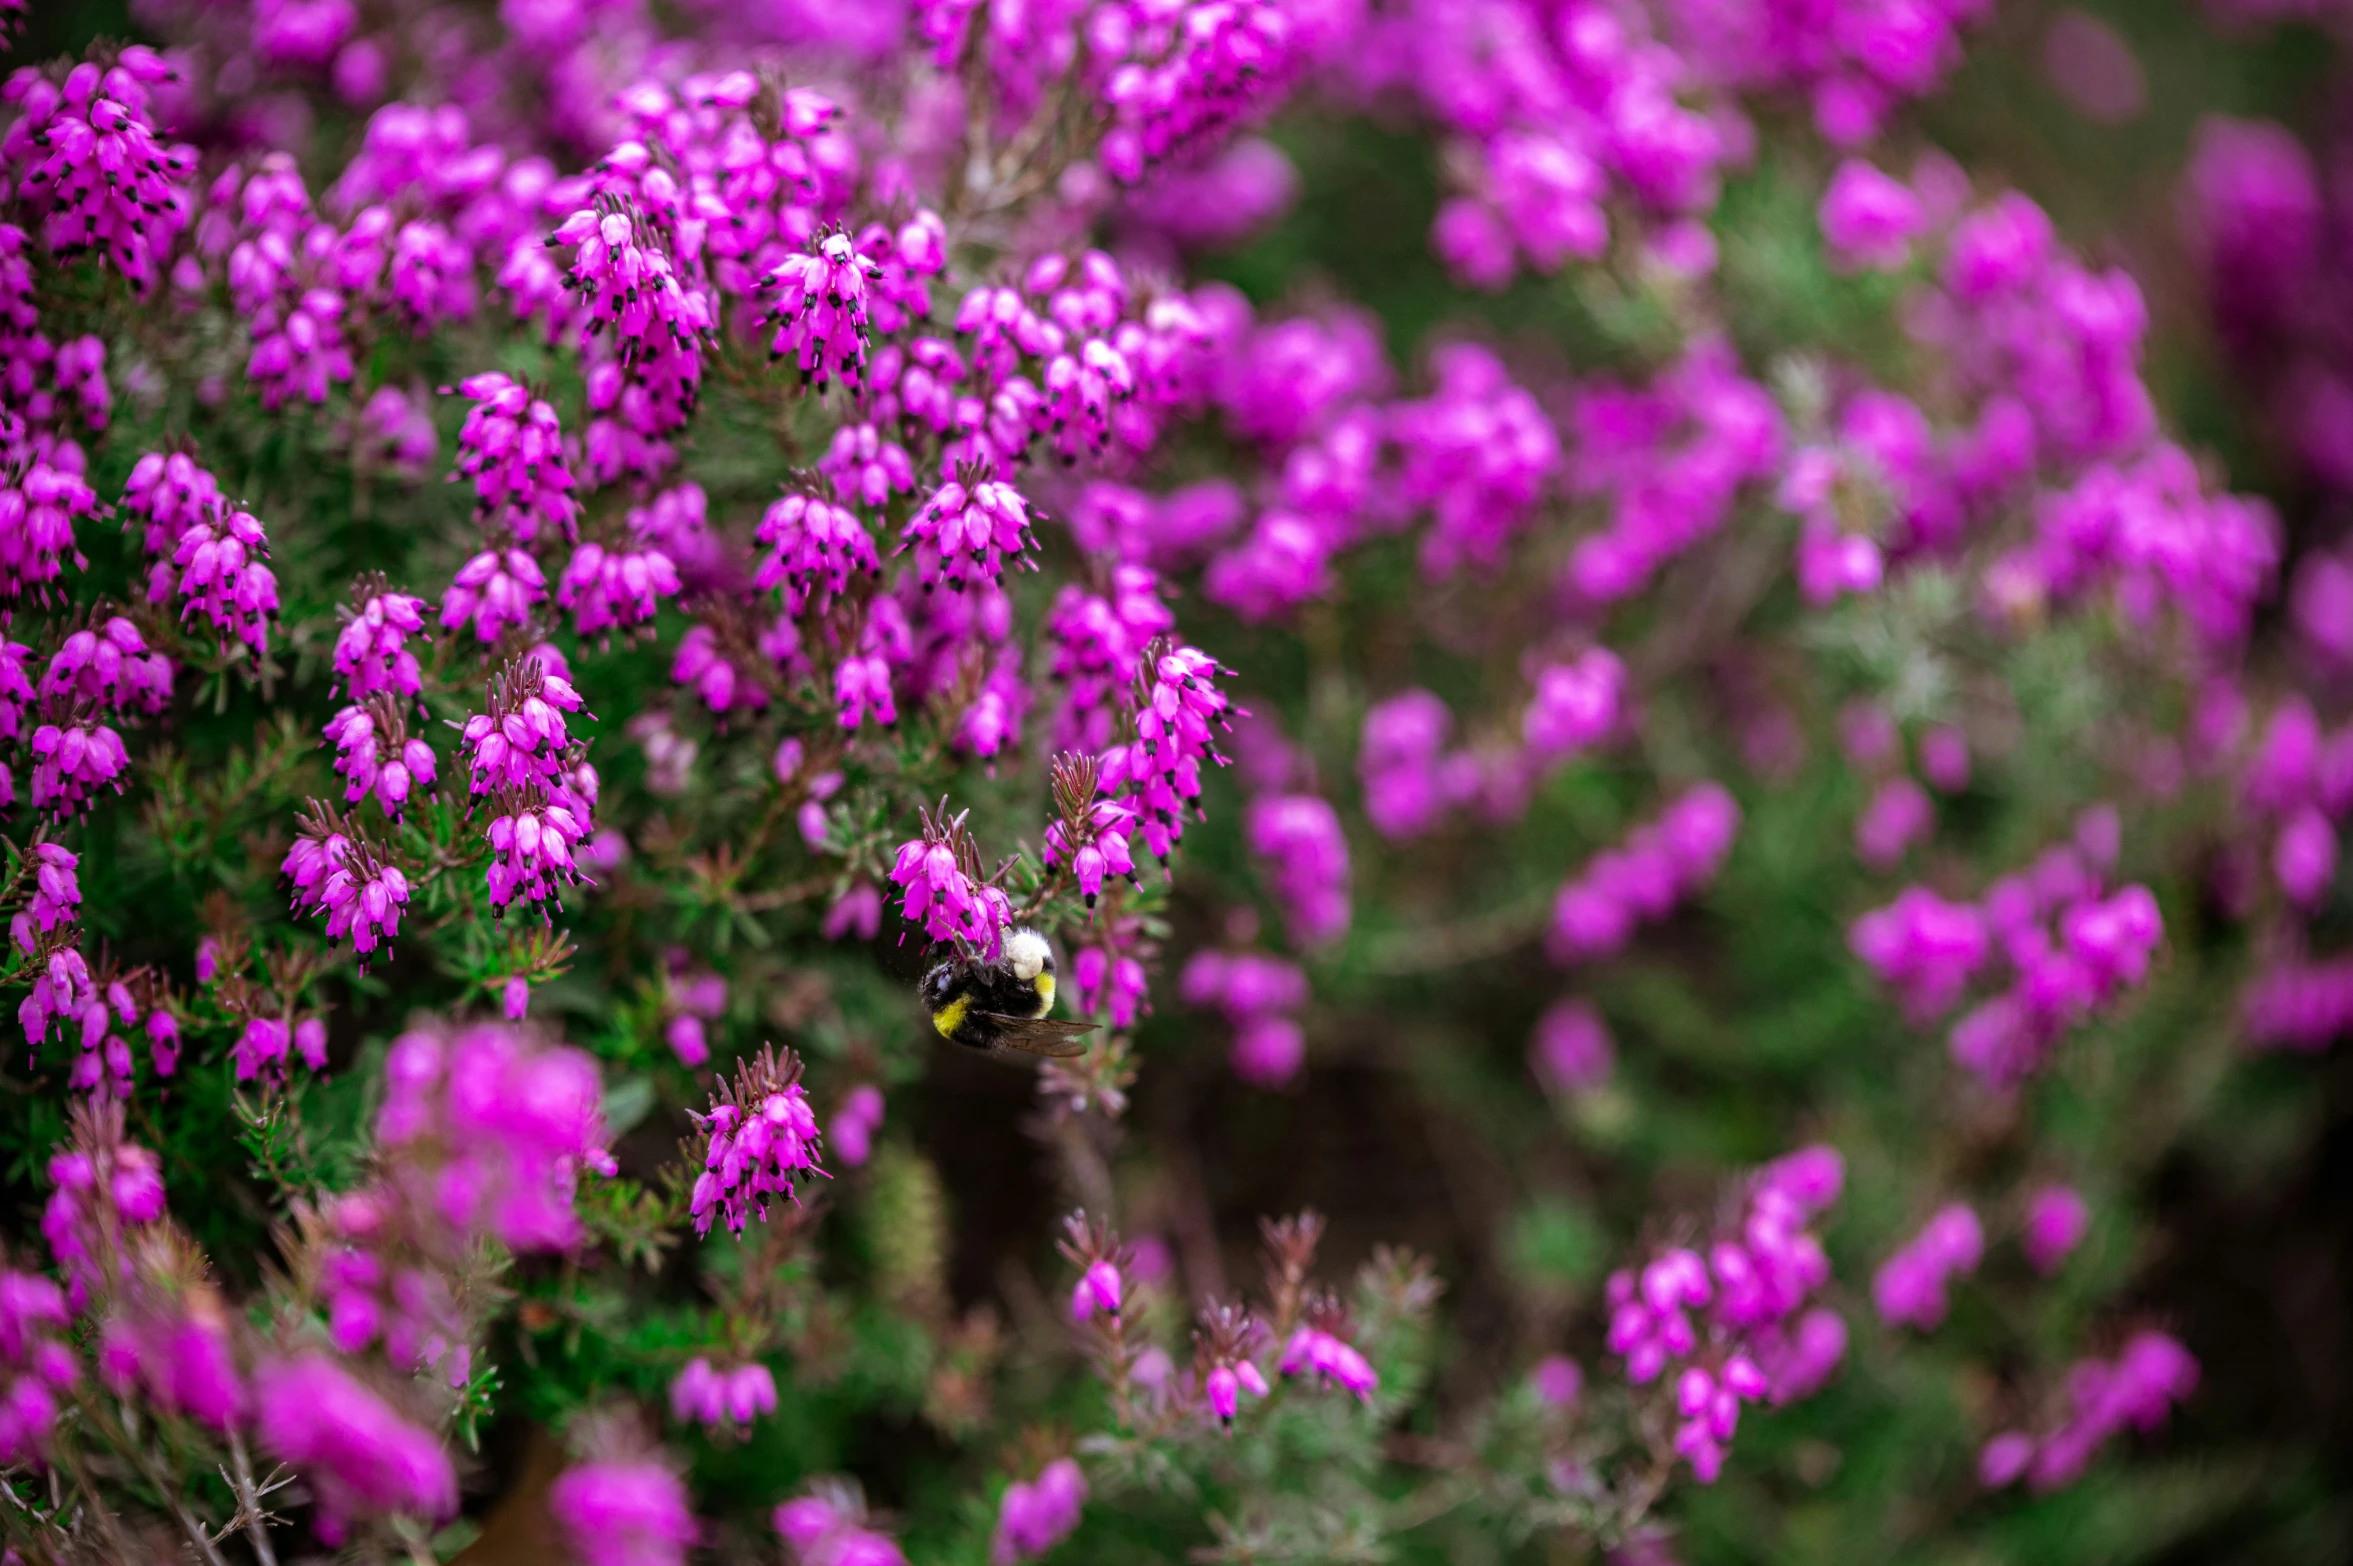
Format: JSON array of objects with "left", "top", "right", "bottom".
[{"left": 970, "top": 1014, "right": 1096, "bottom": 1059}]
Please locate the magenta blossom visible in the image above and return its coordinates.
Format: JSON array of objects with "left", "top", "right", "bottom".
[
  {"left": 551, "top": 1458, "right": 698, "bottom": 1566},
  {"left": 992, "top": 1458, "right": 1086, "bottom": 1566}
]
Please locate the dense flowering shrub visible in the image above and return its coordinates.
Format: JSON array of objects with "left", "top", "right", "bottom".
[{"left": 0, "top": 1, "right": 2340, "bottom": 1562}]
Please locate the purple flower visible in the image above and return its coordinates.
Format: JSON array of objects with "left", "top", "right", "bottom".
[
  {"left": 1820, "top": 159, "right": 1925, "bottom": 271},
  {"left": 1852, "top": 886, "right": 1990, "bottom": 1020},
  {"left": 889, "top": 805, "right": 1012, "bottom": 956},
  {"left": 120, "top": 450, "right": 223, "bottom": 600},
  {"left": 172, "top": 505, "right": 279, "bottom": 654},
  {"left": 1523, "top": 649, "right": 1624, "bottom": 768},
  {"left": 558, "top": 537, "right": 681, "bottom": 641},
  {"left": 0, "top": 442, "right": 95, "bottom": 608},
  {"left": 2021, "top": 1184, "right": 2090, "bottom": 1274},
  {"left": 1754, "top": 1307, "right": 1848, "bottom": 1405},
  {"left": 551, "top": 200, "right": 711, "bottom": 423},
  {"left": 1279, "top": 1323, "right": 1379, "bottom": 1400},
  {"left": 334, "top": 577, "right": 428, "bottom": 700},
  {"left": 1919, "top": 726, "right": 1971, "bottom": 792},
  {"left": 28, "top": 717, "right": 127, "bottom": 819},
  {"left": 776, "top": 1489, "right": 906, "bottom": 1566},
  {"left": 284, "top": 804, "right": 411, "bottom": 962},
  {"left": 688, "top": 1046, "right": 826, "bottom": 1238},
  {"left": 2181, "top": 116, "right": 2321, "bottom": 353},
  {"left": 992, "top": 1457, "right": 1086, "bottom": 1566},
  {"left": 822, "top": 882, "right": 884, "bottom": 943},
  {"left": 253, "top": 1356, "right": 457, "bottom": 1537},
  {"left": 1856, "top": 777, "right": 1935, "bottom": 871},
  {"left": 449, "top": 371, "right": 578, "bottom": 542},
  {"left": 829, "top": 1084, "right": 885, "bottom": 1168},
  {"left": 1231, "top": 1013, "right": 1306, "bottom": 1088},
  {"left": 757, "top": 491, "right": 878, "bottom": 614},
  {"left": 1531, "top": 1355, "right": 1583, "bottom": 1409},
  {"left": 1203, "top": 508, "right": 1339, "bottom": 622},
  {"left": 376, "top": 1020, "right": 612, "bottom": 1251},
  {"left": 1099, "top": 641, "right": 1240, "bottom": 860},
  {"left": 1394, "top": 344, "right": 1558, "bottom": 578},
  {"left": 1872, "top": 1203, "right": 1983, "bottom": 1330},
  {"left": 2244, "top": 954, "right": 2353, "bottom": 1053},
  {"left": 232, "top": 1015, "right": 329, "bottom": 1081},
  {"left": 3, "top": 54, "right": 196, "bottom": 292},
  {"left": 1070, "top": 1258, "right": 1123, "bottom": 1322},
  {"left": 1560, "top": 344, "right": 1782, "bottom": 606},
  {"left": 326, "top": 696, "right": 438, "bottom": 820},
  {"left": 1531, "top": 998, "right": 1614, "bottom": 1095},
  {"left": 671, "top": 1357, "right": 779, "bottom": 1433},
  {"left": 902, "top": 471, "right": 1040, "bottom": 593},
  {"left": 1071, "top": 941, "right": 1151, "bottom": 1028},
  {"left": 551, "top": 1458, "right": 698, "bottom": 1566},
  {"left": 1360, "top": 691, "right": 1453, "bottom": 841},
  {"left": 2274, "top": 805, "right": 2339, "bottom": 907},
  {"left": 1550, "top": 785, "right": 1741, "bottom": 963},
  {"left": 441, "top": 546, "right": 548, "bottom": 644},
  {"left": 1984, "top": 1331, "right": 2198, "bottom": 1493},
  {"left": 761, "top": 231, "right": 883, "bottom": 391},
  {"left": 40, "top": 617, "right": 170, "bottom": 716},
  {"left": 1246, "top": 792, "right": 1350, "bottom": 948}
]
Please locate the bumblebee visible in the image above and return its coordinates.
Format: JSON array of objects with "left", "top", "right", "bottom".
[{"left": 921, "top": 928, "right": 1096, "bottom": 1061}]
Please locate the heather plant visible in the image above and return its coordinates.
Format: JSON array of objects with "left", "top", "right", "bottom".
[{"left": 0, "top": 1, "right": 2343, "bottom": 1563}]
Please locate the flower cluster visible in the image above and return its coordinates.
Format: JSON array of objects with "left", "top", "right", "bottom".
[
  {"left": 1549, "top": 784, "right": 1742, "bottom": 963},
  {"left": 671, "top": 1357, "right": 779, "bottom": 1434},
  {"left": 687, "top": 1045, "right": 825, "bottom": 1238},
  {"left": 1522, "top": 648, "right": 1625, "bottom": 769},
  {"left": 325, "top": 696, "right": 438, "bottom": 819},
  {"left": 558, "top": 530, "right": 681, "bottom": 642},
  {"left": 2, "top": 52, "right": 196, "bottom": 291},
  {"left": 902, "top": 468, "right": 1041, "bottom": 594},
  {"left": 2235, "top": 698, "right": 2353, "bottom": 909},
  {"left": 1042, "top": 752, "right": 1138, "bottom": 908},
  {"left": 1245, "top": 792, "right": 1350, "bottom": 949},
  {"left": 1854, "top": 819, "right": 2163, "bottom": 1089},
  {"left": 0, "top": 1264, "right": 75, "bottom": 1463},
  {"left": 2243, "top": 953, "right": 2353, "bottom": 1053},
  {"left": 1181, "top": 945, "right": 1309, "bottom": 1087},
  {"left": 1872, "top": 1203, "right": 1984, "bottom": 1330},
  {"left": 1980, "top": 1331, "right": 2199, "bottom": 1494},
  {"left": 375, "top": 1020, "right": 615, "bottom": 1252},
  {"left": 120, "top": 449, "right": 222, "bottom": 601},
  {"left": 450, "top": 372, "right": 579, "bottom": 542},
  {"left": 551, "top": 1457, "right": 699, "bottom": 1566},
  {"left": 333, "top": 575, "right": 428, "bottom": 700},
  {"left": 28, "top": 713, "right": 128, "bottom": 818},
  {"left": 283, "top": 801, "right": 412, "bottom": 963},
  {"left": 1279, "top": 1301, "right": 1380, "bottom": 1401},
  {"left": 39, "top": 615, "right": 170, "bottom": 716},
  {"left": 889, "top": 802, "right": 1013, "bottom": 955},
  {"left": 993, "top": 1457, "right": 1087, "bottom": 1565},
  {"left": 1559, "top": 344, "right": 1782, "bottom": 605},
  {"left": 775, "top": 1487, "right": 906, "bottom": 1566},
  {"left": 253, "top": 1356, "right": 458, "bottom": 1541},
  {"left": 1099, "top": 640, "right": 1240, "bottom": 861},
  {"left": 172, "top": 503, "right": 281, "bottom": 655},
  {"left": 755, "top": 489, "right": 877, "bottom": 614},
  {"left": 1604, "top": 1147, "right": 1845, "bottom": 1481},
  {"left": 462, "top": 655, "right": 598, "bottom": 917},
  {"left": 441, "top": 546, "right": 547, "bottom": 644}
]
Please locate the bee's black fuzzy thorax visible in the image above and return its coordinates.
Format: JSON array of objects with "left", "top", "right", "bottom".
[{"left": 922, "top": 928, "right": 1058, "bottom": 1051}]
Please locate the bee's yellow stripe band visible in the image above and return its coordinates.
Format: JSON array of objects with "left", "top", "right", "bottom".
[{"left": 932, "top": 993, "right": 970, "bottom": 1040}]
